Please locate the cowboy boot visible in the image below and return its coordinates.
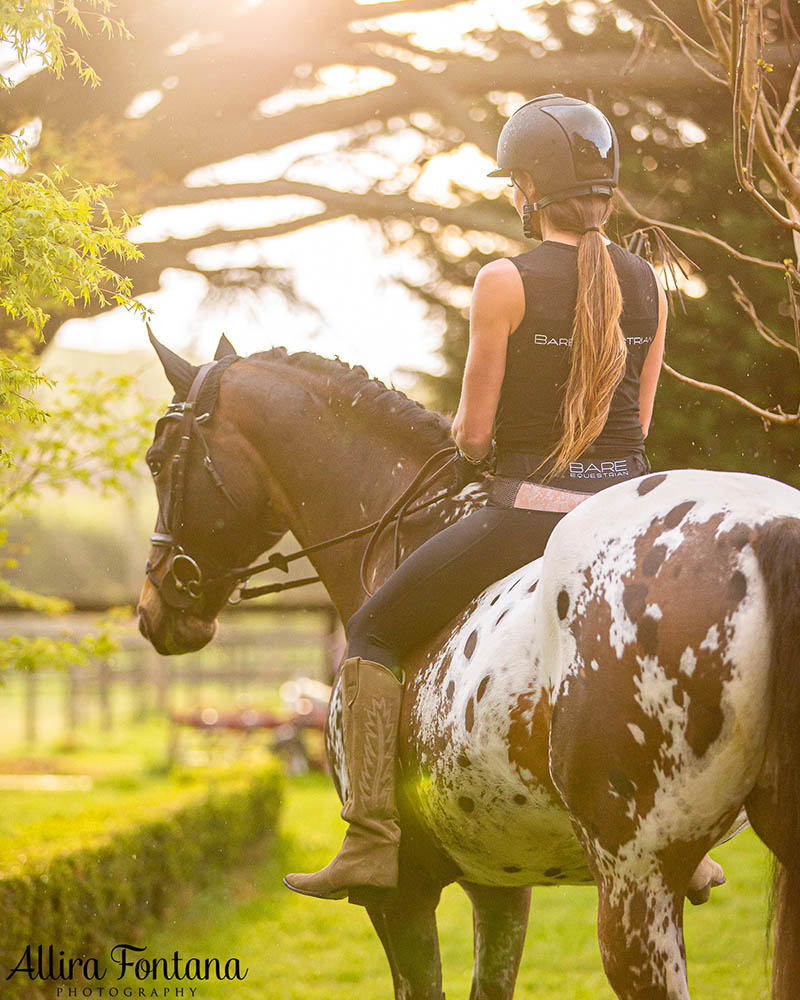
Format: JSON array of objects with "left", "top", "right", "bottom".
[{"left": 283, "top": 657, "right": 402, "bottom": 900}]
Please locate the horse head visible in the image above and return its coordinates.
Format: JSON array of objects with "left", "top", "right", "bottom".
[{"left": 137, "top": 330, "right": 289, "bottom": 654}]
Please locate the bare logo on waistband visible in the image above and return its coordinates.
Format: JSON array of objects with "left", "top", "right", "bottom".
[{"left": 568, "top": 460, "right": 629, "bottom": 479}]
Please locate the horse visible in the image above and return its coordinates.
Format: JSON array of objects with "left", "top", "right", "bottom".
[{"left": 137, "top": 333, "right": 800, "bottom": 1000}]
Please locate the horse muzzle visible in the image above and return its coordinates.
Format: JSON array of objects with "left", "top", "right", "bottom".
[
  {"left": 137, "top": 588, "right": 218, "bottom": 655},
  {"left": 138, "top": 550, "right": 218, "bottom": 655}
]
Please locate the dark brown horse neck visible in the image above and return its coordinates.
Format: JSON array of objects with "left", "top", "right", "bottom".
[{"left": 218, "top": 350, "right": 467, "bottom": 622}]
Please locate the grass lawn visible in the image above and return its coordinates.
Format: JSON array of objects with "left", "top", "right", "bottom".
[
  {"left": 112, "top": 772, "right": 772, "bottom": 1000},
  {"left": 0, "top": 719, "right": 170, "bottom": 856}
]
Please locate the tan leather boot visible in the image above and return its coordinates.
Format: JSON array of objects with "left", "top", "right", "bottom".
[{"left": 283, "top": 657, "right": 402, "bottom": 900}]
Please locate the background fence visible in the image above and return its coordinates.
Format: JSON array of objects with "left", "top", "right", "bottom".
[{"left": 0, "top": 604, "right": 342, "bottom": 753}]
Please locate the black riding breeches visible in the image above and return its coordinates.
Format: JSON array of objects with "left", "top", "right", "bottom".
[
  {"left": 346, "top": 451, "right": 649, "bottom": 675},
  {"left": 347, "top": 506, "right": 561, "bottom": 672}
]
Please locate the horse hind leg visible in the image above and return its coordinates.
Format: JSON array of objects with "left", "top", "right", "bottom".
[
  {"left": 747, "top": 515, "right": 800, "bottom": 1000},
  {"left": 548, "top": 666, "right": 735, "bottom": 998},
  {"left": 745, "top": 780, "right": 800, "bottom": 1000},
  {"left": 550, "top": 731, "right": 731, "bottom": 999},
  {"left": 590, "top": 862, "right": 692, "bottom": 1000},
  {"left": 365, "top": 881, "right": 445, "bottom": 1000},
  {"left": 460, "top": 881, "right": 531, "bottom": 1000}
]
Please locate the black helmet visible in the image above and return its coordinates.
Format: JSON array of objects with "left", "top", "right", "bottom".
[{"left": 489, "top": 94, "right": 619, "bottom": 210}]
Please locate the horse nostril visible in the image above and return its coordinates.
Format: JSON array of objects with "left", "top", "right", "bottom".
[{"left": 138, "top": 608, "right": 150, "bottom": 640}]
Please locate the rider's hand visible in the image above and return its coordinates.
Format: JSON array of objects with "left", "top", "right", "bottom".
[{"left": 452, "top": 442, "right": 496, "bottom": 492}]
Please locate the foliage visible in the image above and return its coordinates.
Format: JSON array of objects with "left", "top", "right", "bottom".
[
  {"left": 1, "top": 0, "right": 140, "bottom": 345},
  {"left": 0, "top": 607, "right": 124, "bottom": 676},
  {"left": 0, "top": 168, "right": 140, "bottom": 334},
  {"left": 0, "top": 761, "right": 283, "bottom": 998},
  {"left": 0, "top": 0, "right": 130, "bottom": 92},
  {"left": 1, "top": 367, "right": 151, "bottom": 501},
  {"left": 0, "top": 362, "right": 153, "bottom": 675},
  {"left": 0, "top": 0, "right": 148, "bottom": 672}
]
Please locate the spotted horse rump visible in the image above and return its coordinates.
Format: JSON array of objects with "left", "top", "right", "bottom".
[{"left": 387, "top": 468, "right": 799, "bottom": 998}]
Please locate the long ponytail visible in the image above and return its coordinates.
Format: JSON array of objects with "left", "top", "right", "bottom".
[{"left": 539, "top": 194, "right": 627, "bottom": 481}]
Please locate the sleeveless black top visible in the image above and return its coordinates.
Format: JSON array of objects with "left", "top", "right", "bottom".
[{"left": 495, "top": 240, "right": 659, "bottom": 461}]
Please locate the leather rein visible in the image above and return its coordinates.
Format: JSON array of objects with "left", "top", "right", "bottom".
[{"left": 146, "top": 362, "right": 459, "bottom": 611}]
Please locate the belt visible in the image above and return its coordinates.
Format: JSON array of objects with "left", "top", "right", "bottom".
[{"left": 489, "top": 475, "right": 591, "bottom": 512}]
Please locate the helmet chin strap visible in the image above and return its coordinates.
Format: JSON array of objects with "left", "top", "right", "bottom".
[{"left": 512, "top": 176, "right": 538, "bottom": 240}]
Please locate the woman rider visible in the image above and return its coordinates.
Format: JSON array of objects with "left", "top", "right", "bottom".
[{"left": 284, "top": 94, "right": 668, "bottom": 901}]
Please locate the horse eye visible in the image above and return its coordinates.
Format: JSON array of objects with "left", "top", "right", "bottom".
[{"left": 148, "top": 458, "right": 162, "bottom": 477}]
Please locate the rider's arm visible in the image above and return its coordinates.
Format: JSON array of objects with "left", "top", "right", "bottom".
[
  {"left": 452, "top": 259, "right": 525, "bottom": 462},
  {"left": 639, "top": 266, "right": 668, "bottom": 439}
]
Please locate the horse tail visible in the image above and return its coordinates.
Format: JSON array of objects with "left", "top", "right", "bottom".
[{"left": 751, "top": 516, "right": 800, "bottom": 1000}]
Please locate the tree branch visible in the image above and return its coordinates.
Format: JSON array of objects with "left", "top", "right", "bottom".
[
  {"left": 662, "top": 361, "right": 800, "bottom": 423},
  {"left": 642, "top": 0, "right": 719, "bottom": 60},
  {"left": 616, "top": 188, "right": 786, "bottom": 270},
  {"left": 728, "top": 274, "right": 799, "bottom": 356},
  {"left": 352, "top": 0, "right": 456, "bottom": 16},
  {"left": 141, "top": 178, "right": 521, "bottom": 239},
  {"left": 777, "top": 60, "right": 800, "bottom": 145},
  {"left": 134, "top": 211, "right": 345, "bottom": 255},
  {"left": 730, "top": 0, "right": 800, "bottom": 223},
  {"left": 696, "top": 0, "right": 732, "bottom": 66}
]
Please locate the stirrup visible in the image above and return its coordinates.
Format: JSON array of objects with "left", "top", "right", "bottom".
[{"left": 347, "top": 885, "right": 394, "bottom": 908}]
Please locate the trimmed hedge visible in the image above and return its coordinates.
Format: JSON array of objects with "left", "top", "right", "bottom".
[{"left": 0, "top": 764, "right": 283, "bottom": 998}]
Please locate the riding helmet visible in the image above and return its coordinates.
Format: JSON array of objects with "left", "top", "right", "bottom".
[{"left": 489, "top": 94, "right": 619, "bottom": 210}]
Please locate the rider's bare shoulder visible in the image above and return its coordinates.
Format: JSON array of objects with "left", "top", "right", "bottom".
[{"left": 472, "top": 258, "right": 525, "bottom": 335}]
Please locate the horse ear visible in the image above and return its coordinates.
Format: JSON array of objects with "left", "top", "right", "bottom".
[
  {"left": 147, "top": 324, "right": 197, "bottom": 397},
  {"left": 214, "top": 333, "right": 237, "bottom": 360}
]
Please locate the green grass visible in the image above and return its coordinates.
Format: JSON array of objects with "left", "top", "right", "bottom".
[
  {"left": 0, "top": 718, "right": 169, "bottom": 851},
  {"left": 0, "top": 718, "right": 284, "bottom": 877},
  {"left": 106, "top": 773, "right": 772, "bottom": 1000},
  {"left": 0, "top": 709, "right": 771, "bottom": 998}
]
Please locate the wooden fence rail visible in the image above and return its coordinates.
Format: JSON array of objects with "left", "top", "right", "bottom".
[{"left": 0, "top": 603, "right": 342, "bottom": 748}]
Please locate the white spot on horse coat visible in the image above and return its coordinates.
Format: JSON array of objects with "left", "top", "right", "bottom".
[
  {"left": 628, "top": 723, "right": 646, "bottom": 746},
  {"left": 700, "top": 624, "right": 720, "bottom": 652},
  {"left": 679, "top": 647, "right": 697, "bottom": 677}
]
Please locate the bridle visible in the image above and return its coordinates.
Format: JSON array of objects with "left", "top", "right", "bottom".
[
  {"left": 145, "top": 361, "right": 246, "bottom": 611},
  {"left": 145, "top": 362, "right": 462, "bottom": 613}
]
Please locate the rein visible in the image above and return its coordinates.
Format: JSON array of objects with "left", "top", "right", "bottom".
[
  {"left": 146, "top": 362, "right": 458, "bottom": 610},
  {"left": 223, "top": 445, "right": 456, "bottom": 602}
]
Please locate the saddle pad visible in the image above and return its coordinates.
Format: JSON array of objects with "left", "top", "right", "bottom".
[{"left": 489, "top": 475, "right": 591, "bottom": 513}]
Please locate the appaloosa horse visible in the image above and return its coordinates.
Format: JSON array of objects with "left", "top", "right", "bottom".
[{"left": 138, "top": 334, "right": 800, "bottom": 1000}]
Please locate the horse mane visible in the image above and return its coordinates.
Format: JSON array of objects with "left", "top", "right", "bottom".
[{"left": 248, "top": 347, "right": 454, "bottom": 452}]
